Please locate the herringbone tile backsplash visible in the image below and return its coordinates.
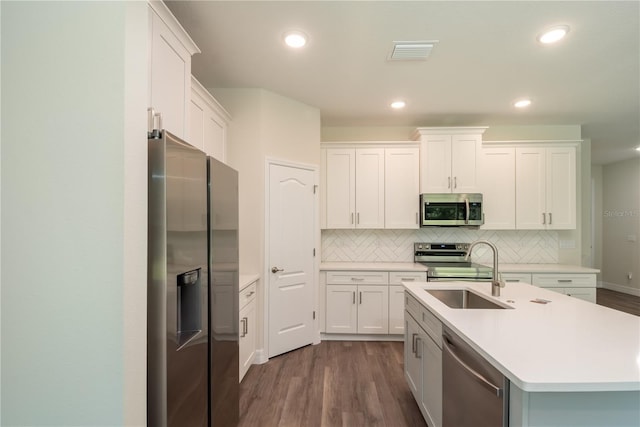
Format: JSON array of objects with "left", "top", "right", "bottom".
[{"left": 321, "top": 229, "right": 559, "bottom": 263}]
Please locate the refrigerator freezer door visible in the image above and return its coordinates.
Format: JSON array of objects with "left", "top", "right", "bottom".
[{"left": 148, "top": 131, "right": 208, "bottom": 427}]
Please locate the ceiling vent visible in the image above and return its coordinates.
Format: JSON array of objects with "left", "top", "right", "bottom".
[{"left": 389, "top": 41, "right": 438, "bottom": 61}]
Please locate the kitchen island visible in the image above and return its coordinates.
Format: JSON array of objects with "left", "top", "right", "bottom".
[{"left": 404, "top": 281, "right": 640, "bottom": 427}]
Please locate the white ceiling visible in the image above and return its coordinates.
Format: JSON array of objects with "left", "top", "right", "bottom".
[{"left": 166, "top": 1, "right": 640, "bottom": 165}]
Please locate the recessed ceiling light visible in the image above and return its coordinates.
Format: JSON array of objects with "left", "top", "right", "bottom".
[
  {"left": 284, "top": 31, "right": 307, "bottom": 48},
  {"left": 391, "top": 101, "right": 406, "bottom": 109},
  {"left": 635, "top": 146, "right": 640, "bottom": 152},
  {"left": 537, "top": 25, "right": 570, "bottom": 44},
  {"left": 514, "top": 99, "right": 532, "bottom": 108}
]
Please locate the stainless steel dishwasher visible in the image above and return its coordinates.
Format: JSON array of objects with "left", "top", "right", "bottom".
[{"left": 442, "top": 326, "right": 509, "bottom": 427}]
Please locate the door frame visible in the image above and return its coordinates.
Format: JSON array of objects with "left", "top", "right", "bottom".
[{"left": 264, "top": 157, "right": 321, "bottom": 359}]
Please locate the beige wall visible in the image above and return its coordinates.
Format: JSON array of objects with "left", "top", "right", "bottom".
[
  {"left": 600, "top": 157, "right": 640, "bottom": 295},
  {"left": 211, "top": 88, "right": 320, "bottom": 357}
]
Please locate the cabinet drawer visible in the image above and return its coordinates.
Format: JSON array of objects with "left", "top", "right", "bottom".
[
  {"left": 532, "top": 273, "right": 596, "bottom": 288},
  {"left": 419, "top": 306, "right": 442, "bottom": 348},
  {"left": 389, "top": 271, "right": 427, "bottom": 285},
  {"left": 326, "top": 271, "right": 389, "bottom": 285},
  {"left": 500, "top": 273, "right": 532, "bottom": 284},
  {"left": 239, "top": 281, "right": 257, "bottom": 309}
]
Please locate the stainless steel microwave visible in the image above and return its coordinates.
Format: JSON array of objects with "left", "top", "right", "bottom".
[{"left": 420, "top": 193, "right": 484, "bottom": 227}]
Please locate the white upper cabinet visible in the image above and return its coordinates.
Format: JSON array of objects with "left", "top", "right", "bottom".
[
  {"left": 325, "top": 148, "right": 356, "bottom": 228},
  {"left": 324, "top": 147, "right": 385, "bottom": 229},
  {"left": 385, "top": 147, "right": 420, "bottom": 229},
  {"left": 148, "top": 1, "right": 200, "bottom": 140},
  {"left": 478, "top": 147, "right": 516, "bottom": 229},
  {"left": 414, "top": 127, "right": 487, "bottom": 193},
  {"left": 355, "top": 149, "right": 385, "bottom": 228},
  {"left": 190, "top": 76, "right": 231, "bottom": 161},
  {"left": 322, "top": 143, "right": 420, "bottom": 229},
  {"left": 515, "top": 146, "right": 576, "bottom": 229}
]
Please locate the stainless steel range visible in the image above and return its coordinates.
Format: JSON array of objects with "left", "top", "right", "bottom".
[{"left": 414, "top": 242, "right": 493, "bottom": 282}]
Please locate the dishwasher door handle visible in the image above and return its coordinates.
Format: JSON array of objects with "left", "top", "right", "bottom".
[{"left": 443, "top": 334, "right": 503, "bottom": 397}]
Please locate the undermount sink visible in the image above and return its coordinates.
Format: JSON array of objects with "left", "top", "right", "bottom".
[{"left": 427, "top": 289, "right": 511, "bottom": 309}]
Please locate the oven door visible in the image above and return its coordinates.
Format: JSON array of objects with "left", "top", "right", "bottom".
[{"left": 420, "top": 193, "right": 484, "bottom": 227}]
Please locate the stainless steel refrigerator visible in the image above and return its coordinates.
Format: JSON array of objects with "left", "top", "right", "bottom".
[{"left": 148, "top": 130, "right": 239, "bottom": 426}]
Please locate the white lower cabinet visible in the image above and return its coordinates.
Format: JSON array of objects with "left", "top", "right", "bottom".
[
  {"left": 500, "top": 273, "right": 533, "bottom": 284},
  {"left": 405, "top": 292, "right": 442, "bottom": 427},
  {"left": 239, "top": 281, "right": 257, "bottom": 381},
  {"left": 324, "top": 270, "right": 427, "bottom": 336},
  {"left": 531, "top": 273, "right": 596, "bottom": 303},
  {"left": 325, "top": 284, "right": 389, "bottom": 334}
]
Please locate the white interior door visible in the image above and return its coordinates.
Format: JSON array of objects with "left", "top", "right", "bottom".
[{"left": 268, "top": 162, "right": 316, "bottom": 357}]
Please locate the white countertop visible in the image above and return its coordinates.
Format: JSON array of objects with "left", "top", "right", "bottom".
[
  {"left": 320, "top": 262, "right": 599, "bottom": 274},
  {"left": 320, "top": 262, "right": 428, "bottom": 271},
  {"left": 497, "top": 263, "right": 600, "bottom": 274},
  {"left": 404, "top": 281, "right": 640, "bottom": 393},
  {"left": 239, "top": 274, "right": 259, "bottom": 291}
]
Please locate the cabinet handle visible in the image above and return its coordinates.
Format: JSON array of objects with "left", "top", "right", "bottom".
[
  {"left": 415, "top": 337, "right": 422, "bottom": 358},
  {"left": 549, "top": 212, "right": 553, "bottom": 225},
  {"left": 240, "top": 317, "right": 247, "bottom": 338},
  {"left": 246, "top": 291, "right": 255, "bottom": 297},
  {"left": 448, "top": 176, "right": 451, "bottom": 189},
  {"left": 505, "top": 279, "right": 520, "bottom": 282},
  {"left": 454, "top": 176, "right": 457, "bottom": 189},
  {"left": 401, "top": 277, "right": 415, "bottom": 281},
  {"left": 357, "top": 212, "right": 360, "bottom": 224},
  {"left": 351, "top": 277, "right": 364, "bottom": 281},
  {"left": 415, "top": 212, "right": 419, "bottom": 224},
  {"left": 412, "top": 333, "right": 418, "bottom": 354},
  {"left": 351, "top": 213, "right": 354, "bottom": 224},
  {"left": 359, "top": 292, "right": 362, "bottom": 304},
  {"left": 558, "top": 279, "right": 573, "bottom": 283},
  {"left": 542, "top": 213, "right": 546, "bottom": 225},
  {"left": 352, "top": 291, "right": 356, "bottom": 304}
]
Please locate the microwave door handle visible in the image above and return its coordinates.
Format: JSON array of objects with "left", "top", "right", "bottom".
[{"left": 465, "top": 198, "right": 470, "bottom": 224}]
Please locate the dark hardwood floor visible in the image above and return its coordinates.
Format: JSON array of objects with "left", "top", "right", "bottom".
[
  {"left": 239, "top": 341, "right": 427, "bottom": 427},
  {"left": 596, "top": 288, "right": 640, "bottom": 316}
]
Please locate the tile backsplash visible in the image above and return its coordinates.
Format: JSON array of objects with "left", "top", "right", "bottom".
[{"left": 321, "top": 229, "right": 559, "bottom": 264}]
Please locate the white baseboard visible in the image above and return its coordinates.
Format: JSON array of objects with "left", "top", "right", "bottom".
[
  {"left": 320, "top": 333, "right": 404, "bottom": 342},
  {"left": 253, "top": 349, "right": 268, "bottom": 365},
  {"left": 599, "top": 281, "right": 640, "bottom": 297}
]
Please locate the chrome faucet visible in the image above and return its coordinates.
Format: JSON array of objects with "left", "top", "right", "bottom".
[{"left": 465, "top": 240, "right": 504, "bottom": 297}]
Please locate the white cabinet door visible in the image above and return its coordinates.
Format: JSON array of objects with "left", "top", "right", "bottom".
[
  {"left": 355, "top": 148, "right": 385, "bottom": 229},
  {"left": 148, "top": 3, "right": 199, "bottom": 140},
  {"left": 325, "top": 149, "right": 356, "bottom": 228},
  {"left": 515, "top": 146, "right": 576, "bottom": 230},
  {"left": 325, "top": 285, "right": 358, "bottom": 333},
  {"left": 385, "top": 147, "right": 420, "bottom": 229},
  {"left": 546, "top": 147, "right": 576, "bottom": 229},
  {"left": 404, "top": 313, "right": 422, "bottom": 400},
  {"left": 388, "top": 285, "right": 406, "bottom": 334},
  {"left": 357, "top": 285, "right": 389, "bottom": 334},
  {"left": 479, "top": 147, "right": 516, "bottom": 229},
  {"left": 420, "top": 332, "right": 443, "bottom": 427},
  {"left": 420, "top": 135, "right": 451, "bottom": 193},
  {"left": 450, "top": 134, "right": 481, "bottom": 193},
  {"left": 515, "top": 147, "right": 547, "bottom": 229},
  {"left": 239, "top": 298, "right": 256, "bottom": 381},
  {"left": 191, "top": 77, "right": 230, "bottom": 161}
]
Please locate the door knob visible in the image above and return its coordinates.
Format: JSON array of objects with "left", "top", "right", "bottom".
[{"left": 271, "top": 266, "right": 284, "bottom": 273}]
